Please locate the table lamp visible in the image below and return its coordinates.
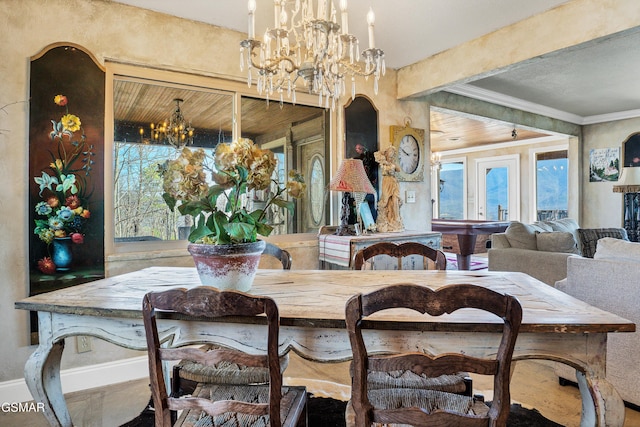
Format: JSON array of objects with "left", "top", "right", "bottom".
[
  {"left": 613, "top": 166, "right": 640, "bottom": 193},
  {"left": 613, "top": 166, "right": 640, "bottom": 241},
  {"left": 329, "top": 158, "right": 376, "bottom": 236}
]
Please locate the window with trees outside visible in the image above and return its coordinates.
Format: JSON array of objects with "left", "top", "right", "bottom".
[{"left": 113, "top": 78, "right": 233, "bottom": 244}]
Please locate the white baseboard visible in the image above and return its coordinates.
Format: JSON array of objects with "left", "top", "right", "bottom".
[{"left": 0, "top": 356, "right": 149, "bottom": 403}]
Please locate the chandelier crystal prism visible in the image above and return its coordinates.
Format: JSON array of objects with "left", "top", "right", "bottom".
[
  {"left": 150, "top": 98, "right": 194, "bottom": 150},
  {"left": 240, "top": 0, "right": 385, "bottom": 109}
]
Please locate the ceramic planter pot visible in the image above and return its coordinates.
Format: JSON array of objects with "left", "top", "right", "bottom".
[{"left": 187, "top": 240, "right": 266, "bottom": 292}]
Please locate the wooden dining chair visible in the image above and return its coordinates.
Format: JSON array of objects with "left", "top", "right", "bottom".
[
  {"left": 353, "top": 241, "right": 447, "bottom": 271},
  {"left": 353, "top": 241, "right": 471, "bottom": 396},
  {"left": 172, "top": 242, "right": 292, "bottom": 396},
  {"left": 345, "top": 283, "right": 522, "bottom": 427},
  {"left": 143, "top": 286, "right": 308, "bottom": 427}
]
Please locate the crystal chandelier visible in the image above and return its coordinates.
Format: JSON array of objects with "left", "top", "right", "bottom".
[
  {"left": 240, "top": 0, "right": 385, "bottom": 109},
  {"left": 149, "top": 98, "right": 194, "bottom": 149}
]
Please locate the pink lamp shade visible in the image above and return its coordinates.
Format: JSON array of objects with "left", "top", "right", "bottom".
[{"left": 329, "top": 159, "right": 376, "bottom": 194}]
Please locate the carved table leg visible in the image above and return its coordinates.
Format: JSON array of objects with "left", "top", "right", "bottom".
[
  {"left": 24, "top": 312, "right": 71, "bottom": 427},
  {"left": 456, "top": 234, "right": 477, "bottom": 270},
  {"left": 577, "top": 371, "right": 625, "bottom": 427}
]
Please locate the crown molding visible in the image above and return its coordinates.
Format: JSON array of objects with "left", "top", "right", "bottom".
[
  {"left": 447, "top": 84, "right": 640, "bottom": 126},
  {"left": 581, "top": 109, "right": 640, "bottom": 125}
]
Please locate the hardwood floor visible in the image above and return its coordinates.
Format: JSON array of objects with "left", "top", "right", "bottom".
[{"left": 2, "top": 354, "right": 639, "bottom": 426}]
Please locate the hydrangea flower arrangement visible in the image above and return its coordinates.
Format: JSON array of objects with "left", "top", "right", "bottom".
[
  {"left": 161, "top": 138, "right": 305, "bottom": 245},
  {"left": 33, "top": 95, "right": 94, "bottom": 272}
]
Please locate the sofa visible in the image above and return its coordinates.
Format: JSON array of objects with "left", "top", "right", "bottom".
[
  {"left": 488, "top": 218, "right": 629, "bottom": 285},
  {"left": 488, "top": 218, "right": 581, "bottom": 285},
  {"left": 554, "top": 237, "right": 640, "bottom": 407}
]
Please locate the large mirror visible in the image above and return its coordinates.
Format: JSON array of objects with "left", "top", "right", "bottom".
[
  {"left": 112, "top": 77, "right": 328, "bottom": 245},
  {"left": 240, "top": 96, "right": 329, "bottom": 233},
  {"left": 345, "top": 96, "right": 379, "bottom": 221}
]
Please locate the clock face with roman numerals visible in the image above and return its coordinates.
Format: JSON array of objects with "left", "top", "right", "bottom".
[
  {"left": 390, "top": 125, "right": 425, "bottom": 181},
  {"left": 399, "top": 134, "right": 420, "bottom": 174}
]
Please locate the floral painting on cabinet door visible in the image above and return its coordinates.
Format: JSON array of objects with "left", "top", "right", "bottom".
[{"left": 28, "top": 44, "right": 105, "bottom": 344}]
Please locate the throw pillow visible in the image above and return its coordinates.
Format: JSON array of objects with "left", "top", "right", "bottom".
[
  {"left": 547, "top": 218, "right": 581, "bottom": 254},
  {"left": 505, "top": 221, "right": 540, "bottom": 250},
  {"left": 577, "top": 228, "right": 629, "bottom": 258},
  {"left": 532, "top": 221, "right": 554, "bottom": 232},
  {"left": 536, "top": 231, "right": 579, "bottom": 254},
  {"left": 594, "top": 237, "right": 640, "bottom": 262},
  {"left": 547, "top": 218, "right": 580, "bottom": 233}
]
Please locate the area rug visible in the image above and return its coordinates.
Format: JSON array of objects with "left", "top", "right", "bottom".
[
  {"left": 444, "top": 252, "right": 489, "bottom": 271},
  {"left": 121, "top": 396, "right": 563, "bottom": 427}
]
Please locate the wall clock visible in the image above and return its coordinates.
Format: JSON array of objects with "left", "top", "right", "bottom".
[{"left": 390, "top": 123, "right": 425, "bottom": 181}]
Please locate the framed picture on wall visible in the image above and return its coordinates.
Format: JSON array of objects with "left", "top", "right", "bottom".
[{"left": 589, "top": 147, "right": 619, "bottom": 182}]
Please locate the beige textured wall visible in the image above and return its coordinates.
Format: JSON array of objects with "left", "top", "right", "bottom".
[{"left": 582, "top": 118, "right": 640, "bottom": 228}]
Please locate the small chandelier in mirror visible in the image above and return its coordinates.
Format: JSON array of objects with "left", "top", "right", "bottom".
[
  {"left": 240, "top": 0, "right": 385, "bottom": 110},
  {"left": 150, "top": 98, "right": 194, "bottom": 149}
]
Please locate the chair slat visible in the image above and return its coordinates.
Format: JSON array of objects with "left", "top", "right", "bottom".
[
  {"left": 161, "top": 347, "right": 268, "bottom": 368},
  {"left": 368, "top": 353, "right": 499, "bottom": 377}
]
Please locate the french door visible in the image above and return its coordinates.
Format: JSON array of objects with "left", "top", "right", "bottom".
[{"left": 476, "top": 155, "right": 519, "bottom": 221}]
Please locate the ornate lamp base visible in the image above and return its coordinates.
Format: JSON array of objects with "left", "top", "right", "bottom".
[{"left": 334, "top": 192, "right": 355, "bottom": 236}]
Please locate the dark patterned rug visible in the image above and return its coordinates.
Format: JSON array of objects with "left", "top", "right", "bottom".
[{"left": 121, "top": 396, "right": 564, "bottom": 427}]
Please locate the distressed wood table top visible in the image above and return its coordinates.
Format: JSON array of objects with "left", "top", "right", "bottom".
[{"left": 15, "top": 267, "right": 635, "bottom": 334}]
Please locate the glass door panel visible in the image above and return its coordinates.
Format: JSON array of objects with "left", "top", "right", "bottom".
[
  {"left": 485, "top": 166, "right": 509, "bottom": 220},
  {"left": 476, "top": 156, "right": 519, "bottom": 221}
]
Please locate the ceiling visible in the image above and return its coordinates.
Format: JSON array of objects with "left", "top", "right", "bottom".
[
  {"left": 110, "top": 0, "right": 640, "bottom": 151},
  {"left": 113, "top": 79, "right": 323, "bottom": 144},
  {"left": 110, "top": 0, "right": 570, "bottom": 70}
]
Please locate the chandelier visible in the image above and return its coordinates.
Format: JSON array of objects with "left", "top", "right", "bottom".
[
  {"left": 239, "top": 0, "right": 385, "bottom": 109},
  {"left": 149, "top": 98, "right": 194, "bottom": 149}
]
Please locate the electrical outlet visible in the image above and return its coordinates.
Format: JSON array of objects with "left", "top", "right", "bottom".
[
  {"left": 76, "top": 336, "right": 92, "bottom": 353},
  {"left": 405, "top": 190, "right": 416, "bottom": 203}
]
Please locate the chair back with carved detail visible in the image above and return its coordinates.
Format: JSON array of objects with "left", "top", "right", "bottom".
[
  {"left": 345, "top": 283, "right": 522, "bottom": 427},
  {"left": 353, "top": 241, "right": 447, "bottom": 270},
  {"left": 143, "top": 287, "right": 307, "bottom": 427}
]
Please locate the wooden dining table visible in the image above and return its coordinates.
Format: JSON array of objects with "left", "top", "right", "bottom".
[{"left": 15, "top": 267, "right": 634, "bottom": 427}]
